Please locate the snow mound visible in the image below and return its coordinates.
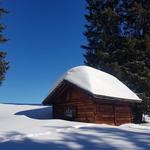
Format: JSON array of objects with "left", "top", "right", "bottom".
[
  {"left": 120, "top": 123, "right": 150, "bottom": 130},
  {"left": 142, "top": 114, "right": 150, "bottom": 123},
  {"left": 50, "top": 66, "right": 141, "bottom": 102}
]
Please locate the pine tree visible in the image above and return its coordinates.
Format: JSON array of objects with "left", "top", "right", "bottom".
[
  {"left": 82, "top": 0, "right": 150, "bottom": 122},
  {"left": 82, "top": 0, "right": 122, "bottom": 73},
  {"left": 0, "top": 8, "right": 9, "bottom": 85},
  {"left": 119, "top": 0, "right": 150, "bottom": 121}
]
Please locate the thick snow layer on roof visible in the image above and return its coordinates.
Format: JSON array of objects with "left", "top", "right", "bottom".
[{"left": 51, "top": 66, "right": 141, "bottom": 102}]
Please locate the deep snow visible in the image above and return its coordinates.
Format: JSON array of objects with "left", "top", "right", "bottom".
[{"left": 0, "top": 103, "right": 150, "bottom": 150}]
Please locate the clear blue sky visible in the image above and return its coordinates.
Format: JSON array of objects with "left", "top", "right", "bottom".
[{"left": 0, "top": 0, "right": 86, "bottom": 104}]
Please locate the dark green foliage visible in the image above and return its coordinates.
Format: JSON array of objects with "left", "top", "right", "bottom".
[
  {"left": 82, "top": 0, "right": 150, "bottom": 121},
  {"left": 0, "top": 7, "right": 9, "bottom": 85}
]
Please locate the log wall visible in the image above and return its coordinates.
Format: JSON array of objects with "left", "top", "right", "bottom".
[
  {"left": 52, "top": 85, "right": 133, "bottom": 125},
  {"left": 53, "top": 87, "right": 96, "bottom": 123},
  {"left": 95, "top": 102, "right": 132, "bottom": 125}
]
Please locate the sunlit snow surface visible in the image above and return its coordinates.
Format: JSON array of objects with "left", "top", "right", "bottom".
[{"left": 0, "top": 103, "right": 150, "bottom": 150}]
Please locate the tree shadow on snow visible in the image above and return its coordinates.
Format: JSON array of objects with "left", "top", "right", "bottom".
[
  {"left": 0, "top": 126, "right": 150, "bottom": 150},
  {"left": 43, "top": 125, "right": 150, "bottom": 150},
  {"left": 0, "top": 131, "right": 118, "bottom": 150},
  {"left": 0, "top": 131, "right": 68, "bottom": 150},
  {"left": 77, "top": 126, "right": 150, "bottom": 149},
  {"left": 15, "top": 107, "right": 52, "bottom": 119}
]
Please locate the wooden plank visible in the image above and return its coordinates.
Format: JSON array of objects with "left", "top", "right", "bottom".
[
  {"left": 78, "top": 114, "right": 94, "bottom": 118},
  {"left": 96, "top": 111, "right": 114, "bottom": 115},
  {"left": 95, "top": 120, "right": 115, "bottom": 125},
  {"left": 115, "top": 118, "right": 131, "bottom": 123},
  {"left": 95, "top": 117, "right": 114, "bottom": 122},
  {"left": 115, "top": 107, "right": 130, "bottom": 111},
  {"left": 77, "top": 111, "right": 94, "bottom": 115},
  {"left": 115, "top": 114, "right": 131, "bottom": 118},
  {"left": 97, "top": 105, "right": 114, "bottom": 112},
  {"left": 77, "top": 105, "right": 95, "bottom": 109},
  {"left": 77, "top": 108, "right": 95, "bottom": 112}
]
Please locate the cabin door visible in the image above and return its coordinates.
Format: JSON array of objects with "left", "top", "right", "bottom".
[
  {"left": 114, "top": 105, "right": 132, "bottom": 125},
  {"left": 96, "top": 104, "right": 115, "bottom": 125}
]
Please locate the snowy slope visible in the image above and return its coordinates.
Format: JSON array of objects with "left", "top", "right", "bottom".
[
  {"left": 49, "top": 66, "right": 141, "bottom": 102},
  {"left": 0, "top": 103, "right": 150, "bottom": 150}
]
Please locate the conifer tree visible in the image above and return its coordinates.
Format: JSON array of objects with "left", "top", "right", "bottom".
[
  {"left": 120, "top": 0, "right": 150, "bottom": 121},
  {"left": 0, "top": 8, "right": 9, "bottom": 85},
  {"left": 82, "top": 0, "right": 122, "bottom": 73},
  {"left": 82, "top": 0, "right": 150, "bottom": 122}
]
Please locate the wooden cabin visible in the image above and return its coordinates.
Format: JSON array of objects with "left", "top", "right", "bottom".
[{"left": 43, "top": 66, "right": 142, "bottom": 125}]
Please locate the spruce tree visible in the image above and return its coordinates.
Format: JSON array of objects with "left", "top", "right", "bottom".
[
  {"left": 82, "top": 0, "right": 122, "bottom": 73},
  {"left": 120, "top": 0, "right": 150, "bottom": 121},
  {"left": 0, "top": 8, "right": 9, "bottom": 85},
  {"left": 82, "top": 0, "right": 150, "bottom": 122}
]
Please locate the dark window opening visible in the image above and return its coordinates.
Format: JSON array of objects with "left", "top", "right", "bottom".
[{"left": 64, "top": 106, "right": 76, "bottom": 121}]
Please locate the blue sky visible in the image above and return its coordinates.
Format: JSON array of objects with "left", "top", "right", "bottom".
[{"left": 0, "top": 0, "right": 86, "bottom": 104}]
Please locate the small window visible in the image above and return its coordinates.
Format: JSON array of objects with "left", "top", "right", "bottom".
[{"left": 64, "top": 106, "right": 76, "bottom": 120}]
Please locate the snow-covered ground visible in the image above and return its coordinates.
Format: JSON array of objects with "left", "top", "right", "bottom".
[{"left": 0, "top": 103, "right": 150, "bottom": 150}]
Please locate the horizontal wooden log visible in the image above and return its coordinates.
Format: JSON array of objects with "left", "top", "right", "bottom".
[
  {"left": 77, "top": 105, "right": 95, "bottom": 109},
  {"left": 77, "top": 115, "right": 95, "bottom": 118},
  {"left": 115, "top": 118, "right": 131, "bottom": 122},
  {"left": 77, "top": 108, "right": 95, "bottom": 112},
  {"left": 77, "top": 118, "right": 95, "bottom": 122},
  {"left": 77, "top": 111, "right": 94, "bottom": 115},
  {"left": 115, "top": 107, "right": 130, "bottom": 111},
  {"left": 96, "top": 114, "right": 114, "bottom": 118},
  {"left": 95, "top": 117, "right": 114, "bottom": 122},
  {"left": 95, "top": 120, "right": 115, "bottom": 125},
  {"left": 97, "top": 105, "right": 114, "bottom": 111},
  {"left": 96, "top": 110, "right": 114, "bottom": 115},
  {"left": 55, "top": 101, "right": 94, "bottom": 107},
  {"left": 115, "top": 114, "right": 131, "bottom": 118}
]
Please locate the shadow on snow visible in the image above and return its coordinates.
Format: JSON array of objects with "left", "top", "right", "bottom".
[
  {"left": 15, "top": 107, "right": 52, "bottom": 120},
  {"left": 0, "top": 126, "right": 150, "bottom": 150}
]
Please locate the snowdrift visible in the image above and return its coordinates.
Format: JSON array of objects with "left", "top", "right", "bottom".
[{"left": 0, "top": 103, "right": 150, "bottom": 150}]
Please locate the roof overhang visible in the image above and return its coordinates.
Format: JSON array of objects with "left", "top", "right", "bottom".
[{"left": 42, "top": 80, "right": 142, "bottom": 105}]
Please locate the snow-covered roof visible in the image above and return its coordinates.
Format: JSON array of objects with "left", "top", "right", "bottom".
[{"left": 46, "top": 66, "right": 142, "bottom": 103}]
